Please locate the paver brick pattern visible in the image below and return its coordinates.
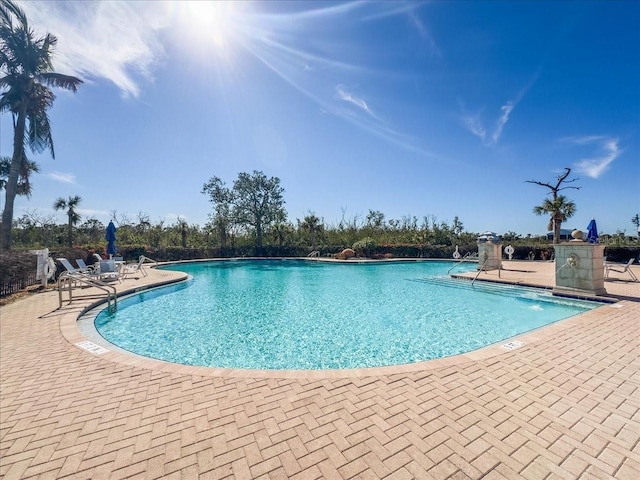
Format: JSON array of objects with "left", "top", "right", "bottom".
[{"left": 1, "top": 264, "right": 639, "bottom": 479}]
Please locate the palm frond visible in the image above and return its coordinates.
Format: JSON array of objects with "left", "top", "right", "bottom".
[
  {"left": 24, "top": 110, "right": 54, "bottom": 156},
  {"left": 53, "top": 197, "right": 67, "bottom": 211},
  {"left": 39, "top": 72, "right": 83, "bottom": 92},
  {"left": 0, "top": 0, "right": 28, "bottom": 30}
]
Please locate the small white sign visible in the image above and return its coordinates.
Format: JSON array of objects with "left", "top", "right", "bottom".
[
  {"left": 76, "top": 341, "right": 109, "bottom": 355},
  {"left": 502, "top": 340, "right": 525, "bottom": 350}
]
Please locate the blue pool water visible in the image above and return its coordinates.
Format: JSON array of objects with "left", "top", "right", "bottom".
[{"left": 94, "top": 260, "right": 599, "bottom": 370}]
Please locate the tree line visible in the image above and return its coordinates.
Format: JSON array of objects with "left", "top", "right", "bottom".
[{"left": 9, "top": 169, "right": 483, "bottom": 256}]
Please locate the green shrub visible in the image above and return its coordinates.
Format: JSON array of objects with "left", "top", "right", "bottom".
[
  {"left": 352, "top": 237, "right": 376, "bottom": 257},
  {"left": 0, "top": 251, "right": 38, "bottom": 297}
]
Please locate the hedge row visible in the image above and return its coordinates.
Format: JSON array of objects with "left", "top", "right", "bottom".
[
  {"left": 63, "top": 244, "right": 640, "bottom": 264},
  {"left": 2, "top": 244, "right": 638, "bottom": 298},
  {"left": 0, "top": 251, "right": 38, "bottom": 297}
]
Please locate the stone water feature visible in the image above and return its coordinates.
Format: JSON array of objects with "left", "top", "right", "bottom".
[
  {"left": 553, "top": 230, "right": 606, "bottom": 296},
  {"left": 477, "top": 232, "right": 503, "bottom": 271}
]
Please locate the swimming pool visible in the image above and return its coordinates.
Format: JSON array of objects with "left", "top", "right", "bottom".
[{"left": 93, "top": 260, "right": 599, "bottom": 370}]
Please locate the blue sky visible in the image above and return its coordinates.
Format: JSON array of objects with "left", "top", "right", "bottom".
[{"left": 1, "top": 0, "right": 639, "bottom": 237}]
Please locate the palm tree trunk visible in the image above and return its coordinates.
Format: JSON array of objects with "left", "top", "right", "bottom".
[
  {"left": 0, "top": 108, "right": 27, "bottom": 250},
  {"left": 67, "top": 215, "right": 73, "bottom": 247},
  {"left": 553, "top": 215, "right": 562, "bottom": 244}
]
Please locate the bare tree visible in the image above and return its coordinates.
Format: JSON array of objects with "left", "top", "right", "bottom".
[
  {"left": 109, "top": 210, "right": 132, "bottom": 227},
  {"left": 526, "top": 168, "right": 580, "bottom": 244}
]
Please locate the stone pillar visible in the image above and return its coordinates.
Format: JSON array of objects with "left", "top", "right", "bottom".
[
  {"left": 477, "top": 232, "right": 503, "bottom": 271},
  {"left": 553, "top": 231, "right": 605, "bottom": 296}
]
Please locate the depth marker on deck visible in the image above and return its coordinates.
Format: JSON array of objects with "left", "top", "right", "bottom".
[
  {"left": 76, "top": 341, "right": 109, "bottom": 355},
  {"left": 502, "top": 340, "right": 525, "bottom": 350}
]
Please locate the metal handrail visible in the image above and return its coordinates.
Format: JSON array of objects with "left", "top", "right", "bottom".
[
  {"left": 307, "top": 251, "right": 320, "bottom": 258},
  {"left": 471, "top": 258, "right": 488, "bottom": 286},
  {"left": 140, "top": 255, "right": 159, "bottom": 266},
  {"left": 447, "top": 251, "right": 478, "bottom": 274},
  {"left": 58, "top": 272, "right": 118, "bottom": 313}
]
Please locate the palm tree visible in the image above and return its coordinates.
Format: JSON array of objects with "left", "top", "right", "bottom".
[
  {"left": 0, "top": 0, "right": 83, "bottom": 250},
  {"left": 533, "top": 195, "right": 576, "bottom": 244},
  {"left": 299, "top": 213, "right": 323, "bottom": 251},
  {"left": 0, "top": 154, "right": 39, "bottom": 197},
  {"left": 54, "top": 195, "right": 82, "bottom": 247},
  {"left": 632, "top": 214, "right": 640, "bottom": 239}
]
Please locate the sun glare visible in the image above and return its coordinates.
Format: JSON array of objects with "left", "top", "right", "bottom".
[{"left": 178, "top": 1, "right": 242, "bottom": 58}]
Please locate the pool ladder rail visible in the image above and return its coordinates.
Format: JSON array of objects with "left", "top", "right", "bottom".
[
  {"left": 57, "top": 271, "right": 118, "bottom": 314},
  {"left": 447, "top": 251, "right": 478, "bottom": 274},
  {"left": 139, "top": 255, "right": 159, "bottom": 267},
  {"left": 446, "top": 251, "right": 500, "bottom": 285},
  {"left": 471, "top": 256, "right": 496, "bottom": 285}
]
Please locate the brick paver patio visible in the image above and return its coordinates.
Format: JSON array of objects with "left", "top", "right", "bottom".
[{"left": 1, "top": 260, "right": 639, "bottom": 479}]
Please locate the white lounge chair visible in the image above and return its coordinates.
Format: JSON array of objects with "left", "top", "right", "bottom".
[
  {"left": 120, "top": 256, "right": 148, "bottom": 280},
  {"left": 76, "top": 258, "right": 99, "bottom": 275},
  {"left": 56, "top": 258, "right": 100, "bottom": 285},
  {"left": 604, "top": 258, "right": 638, "bottom": 282},
  {"left": 57, "top": 258, "right": 90, "bottom": 277}
]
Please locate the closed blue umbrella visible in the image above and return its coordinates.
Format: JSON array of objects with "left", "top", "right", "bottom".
[
  {"left": 586, "top": 218, "right": 598, "bottom": 244},
  {"left": 106, "top": 221, "right": 117, "bottom": 256}
]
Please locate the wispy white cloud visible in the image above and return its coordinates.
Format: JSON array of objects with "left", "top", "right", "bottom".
[
  {"left": 562, "top": 135, "right": 606, "bottom": 146},
  {"left": 164, "top": 213, "right": 190, "bottom": 223},
  {"left": 19, "top": 1, "right": 169, "bottom": 98},
  {"left": 406, "top": 10, "right": 441, "bottom": 58},
  {"left": 461, "top": 112, "right": 487, "bottom": 143},
  {"left": 77, "top": 208, "right": 109, "bottom": 218},
  {"left": 357, "top": 2, "right": 441, "bottom": 58},
  {"left": 460, "top": 71, "right": 539, "bottom": 146},
  {"left": 48, "top": 172, "right": 76, "bottom": 184},
  {"left": 491, "top": 101, "right": 514, "bottom": 145},
  {"left": 359, "top": 1, "right": 424, "bottom": 22},
  {"left": 461, "top": 100, "right": 516, "bottom": 146},
  {"left": 335, "top": 84, "right": 377, "bottom": 118},
  {"left": 562, "top": 135, "right": 621, "bottom": 178},
  {"left": 269, "top": 1, "right": 368, "bottom": 21}
]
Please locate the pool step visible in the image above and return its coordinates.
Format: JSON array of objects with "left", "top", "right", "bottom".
[
  {"left": 408, "top": 277, "right": 596, "bottom": 308},
  {"left": 407, "top": 276, "right": 546, "bottom": 300}
]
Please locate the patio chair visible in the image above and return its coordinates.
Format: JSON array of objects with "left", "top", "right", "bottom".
[
  {"left": 120, "top": 256, "right": 148, "bottom": 280},
  {"left": 604, "top": 258, "right": 638, "bottom": 282},
  {"left": 98, "top": 259, "right": 120, "bottom": 282},
  {"left": 57, "top": 258, "right": 88, "bottom": 276},
  {"left": 76, "top": 258, "right": 99, "bottom": 275},
  {"left": 56, "top": 258, "right": 100, "bottom": 287}
]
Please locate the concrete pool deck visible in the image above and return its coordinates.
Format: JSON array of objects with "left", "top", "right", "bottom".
[{"left": 1, "top": 260, "right": 639, "bottom": 479}]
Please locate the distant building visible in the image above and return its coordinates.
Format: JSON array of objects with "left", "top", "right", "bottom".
[{"left": 546, "top": 229, "right": 574, "bottom": 241}]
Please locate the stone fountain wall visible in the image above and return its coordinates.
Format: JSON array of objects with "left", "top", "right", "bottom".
[
  {"left": 554, "top": 240, "right": 606, "bottom": 296},
  {"left": 477, "top": 239, "right": 503, "bottom": 271}
]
